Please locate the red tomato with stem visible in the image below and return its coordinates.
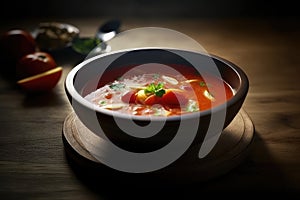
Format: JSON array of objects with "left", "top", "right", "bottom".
[
  {"left": 16, "top": 51, "right": 57, "bottom": 80},
  {"left": 1, "top": 29, "right": 37, "bottom": 62}
]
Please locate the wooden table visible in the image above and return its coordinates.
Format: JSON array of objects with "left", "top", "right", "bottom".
[{"left": 0, "top": 17, "right": 299, "bottom": 199}]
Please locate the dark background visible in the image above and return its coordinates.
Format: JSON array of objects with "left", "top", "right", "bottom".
[{"left": 1, "top": 0, "right": 299, "bottom": 20}]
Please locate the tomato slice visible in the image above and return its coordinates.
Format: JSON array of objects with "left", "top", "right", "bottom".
[
  {"left": 162, "top": 90, "right": 188, "bottom": 106},
  {"left": 121, "top": 91, "right": 137, "bottom": 103},
  {"left": 144, "top": 94, "right": 162, "bottom": 105}
]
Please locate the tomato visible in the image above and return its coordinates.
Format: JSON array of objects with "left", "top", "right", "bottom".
[
  {"left": 0, "top": 29, "right": 37, "bottom": 62},
  {"left": 16, "top": 52, "right": 57, "bottom": 80},
  {"left": 16, "top": 52, "right": 62, "bottom": 93},
  {"left": 121, "top": 91, "right": 137, "bottom": 103},
  {"left": 17, "top": 67, "right": 63, "bottom": 93},
  {"left": 144, "top": 94, "right": 161, "bottom": 105},
  {"left": 161, "top": 90, "right": 188, "bottom": 106}
]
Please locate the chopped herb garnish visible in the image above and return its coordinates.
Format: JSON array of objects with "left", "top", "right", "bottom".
[
  {"left": 109, "top": 83, "right": 125, "bottom": 90},
  {"left": 155, "top": 89, "right": 166, "bottom": 97},
  {"left": 144, "top": 82, "right": 166, "bottom": 97},
  {"left": 186, "top": 100, "right": 199, "bottom": 112},
  {"left": 99, "top": 100, "right": 106, "bottom": 105},
  {"left": 199, "top": 81, "right": 206, "bottom": 87}
]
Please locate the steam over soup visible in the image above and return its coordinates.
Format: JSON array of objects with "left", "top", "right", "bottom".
[{"left": 84, "top": 69, "right": 234, "bottom": 116}]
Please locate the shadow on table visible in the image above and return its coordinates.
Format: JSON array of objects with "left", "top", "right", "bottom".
[
  {"left": 0, "top": 56, "right": 18, "bottom": 86},
  {"left": 63, "top": 129, "right": 297, "bottom": 199},
  {"left": 45, "top": 46, "right": 86, "bottom": 67},
  {"left": 20, "top": 89, "right": 66, "bottom": 107}
]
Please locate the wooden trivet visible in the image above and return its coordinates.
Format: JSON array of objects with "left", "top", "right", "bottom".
[{"left": 62, "top": 109, "right": 254, "bottom": 183}]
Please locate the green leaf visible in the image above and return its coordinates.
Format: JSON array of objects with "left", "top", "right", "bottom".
[
  {"left": 99, "top": 100, "right": 106, "bottom": 105},
  {"left": 144, "top": 82, "right": 165, "bottom": 97},
  {"left": 109, "top": 83, "right": 125, "bottom": 90},
  {"left": 72, "top": 37, "right": 101, "bottom": 55},
  {"left": 155, "top": 89, "right": 166, "bottom": 97},
  {"left": 199, "top": 81, "right": 206, "bottom": 87}
]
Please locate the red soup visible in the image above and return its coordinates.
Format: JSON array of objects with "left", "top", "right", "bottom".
[{"left": 84, "top": 66, "right": 234, "bottom": 116}]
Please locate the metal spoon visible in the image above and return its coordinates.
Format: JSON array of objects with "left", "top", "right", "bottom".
[
  {"left": 96, "top": 19, "right": 121, "bottom": 42},
  {"left": 72, "top": 19, "right": 121, "bottom": 56}
]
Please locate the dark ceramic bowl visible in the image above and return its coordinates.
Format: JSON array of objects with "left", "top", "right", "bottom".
[{"left": 65, "top": 48, "right": 249, "bottom": 154}]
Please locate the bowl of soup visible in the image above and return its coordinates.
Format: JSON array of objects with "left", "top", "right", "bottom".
[{"left": 65, "top": 48, "right": 249, "bottom": 153}]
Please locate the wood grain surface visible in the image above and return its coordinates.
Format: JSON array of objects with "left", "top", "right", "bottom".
[{"left": 0, "top": 18, "right": 299, "bottom": 199}]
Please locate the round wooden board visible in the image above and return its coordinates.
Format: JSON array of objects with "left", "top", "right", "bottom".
[{"left": 62, "top": 109, "right": 254, "bottom": 183}]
